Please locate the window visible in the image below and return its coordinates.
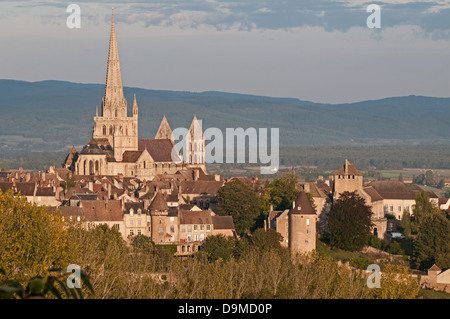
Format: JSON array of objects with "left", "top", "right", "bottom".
[
  {"left": 390, "top": 205, "right": 394, "bottom": 212},
  {"left": 137, "top": 229, "right": 141, "bottom": 235},
  {"left": 306, "top": 218, "right": 310, "bottom": 226},
  {"left": 194, "top": 234, "right": 198, "bottom": 241},
  {"left": 137, "top": 219, "right": 141, "bottom": 226},
  {"left": 181, "top": 225, "right": 186, "bottom": 233},
  {"left": 306, "top": 229, "right": 310, "bottom": 234},
  {"left": 187, "top": 235, "right": 191, "bottom": 242},
  {"left": 398, "top": 206, "right": 402, "bottom": 212},
  {"left": 147, "top": 216, "right": 150, "bottom": 222},
  {"left": 206, "top": 225, "right": 211, "bottom": 231},
  {"left": 130, "top": 229, "right": 134, "bottom": 236},
  {"left": 305, "top": 239, "right": 309, "bottom": 244},
  {"left": 384, "top": 205, "right": 388, "bottom": 213},
  {"left": 129, "top": 219, "right": 134, "bottom": 226},
  {"left": 137, "top": 209, "right": 141, "bottom": 215},
  {"left": 200, "top": 225, "right": 204, "bottom": 231},
  {"left": 187, "top": 225, "right": 192, "bottom": 232},
  {"left": 170, "top": 225, "right": 174, "bottom": 233},
  {"left": 115, "top": 224, "right": 120, "bottom": 229},
  {"left": 200, "top": 234, "right": 204, "bottom": 241},
  {"left": 194, "top": 225, "right": 198, "bottom": 231},
  {"left": 159, "top": 227, "right": 163, "bottom": 236},
  {"left": 406, "top": 206, "right": 410, "bottom": 212}
]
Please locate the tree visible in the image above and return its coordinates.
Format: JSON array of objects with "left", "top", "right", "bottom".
[
  {"left": 217, "top": 179, "right": 261, "bottom": 235},
  {"left": 437, "top": 179, "right": 445, "bottom": 189},
  {"left": 201, "top": 234, "right": 236, "bottom": 262},
  {"left": 400, "top": 209, "right": 412, "bottom": 237},
  {"left": 411, "top": 191, "right": 440, "bottom": 233},
  {"left": 250, "top": 228, "right": 283, "bottom": 252},
  {"left": 62, "top": 172, "right": 76, "bottom": 193},
  {"left": 260, "top": 172, "right": 299, "bottom": 215},
  {"left": 328, "top": 191, "right": 373, "bottom": 251},
  {"left": 369, "top": 264, "right": 421, "bottom": 299},
  {"left": 0, "top": 190, "right": 69, "bottom": 282},
  {"left": 413, "top": 211, "right": 450, "bottom": 270},
  {"left": 398, "top": 173, "right": 404, "bottom": 182}
]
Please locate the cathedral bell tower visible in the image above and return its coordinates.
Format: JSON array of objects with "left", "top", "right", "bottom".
[{"left": 92, "top": 11, "right": 138, "bottom": 162}]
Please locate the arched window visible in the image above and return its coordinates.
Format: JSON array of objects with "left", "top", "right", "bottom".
[
  {"left": 109, "top": 126, "right": 113, "bottom": 135},
  {"left": 102, "top": 125, "right": 107, "bottom": 135}
]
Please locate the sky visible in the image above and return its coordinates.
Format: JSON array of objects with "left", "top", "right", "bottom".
[{"left": 0, "top": 0, "right": 449, "bottom": 103}]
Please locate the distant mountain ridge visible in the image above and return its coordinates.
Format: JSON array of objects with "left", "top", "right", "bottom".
[{"left": 0, "top": 79, "right": 449, "bottom": 154}]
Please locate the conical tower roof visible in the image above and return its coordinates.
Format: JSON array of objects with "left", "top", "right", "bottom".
[
  {"left": 102, "top": 11, "right": 126, "bottom": 113},
  {"left": 150, "top": 191, "right": 169, "bottom": 212},
  {"left": 289, "top": 191, "right": 316, "bottom": 215}
]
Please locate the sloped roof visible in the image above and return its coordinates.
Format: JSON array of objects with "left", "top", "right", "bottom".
[
  {"left": 80, "top": 138, "right": 114, "bottom": 156},
  {"left": 212, "top": 216, "right": 235, "bottom": 230},
  {"left": 36, "top": 187, "right": 55, "bottom": 197},
  {"left": 429, "top": 264, "right": 441, "bottom": 272},
  {"left": 122, "top": 150, "right": 144, "bottom": 163},
  {"left": 363, "top": 186, "right": 384, "bottom": 202},
  {"left": 138, "top": 139, "right": 179, "bottom": 162},
  {"left": 366, "top": 180, "right": 438, "bottom": 200},
  {"left": 180, "top": 180, "right": 224, "bottom": 195},
  {"left": 289, "top": 191, "right": 316, "bottom": 215},
  {"left": 149, "top": 191, "right": 169, "bottom": 211},
  {"left": 79, "top": 199, "right": 123, "bottom": 221},
  {"left": 180, "top": 210, "right": 212, "bottom": 225},
  {"left": 335, "top": 160, "right": 362, "bottom": 176},
  {"left": 15, "top": 182, "right": 36, "bottom": 196}
]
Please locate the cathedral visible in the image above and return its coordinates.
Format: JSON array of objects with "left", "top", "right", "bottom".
[{"left": 64, "top": 12, "right": 205, "bottom": 180}]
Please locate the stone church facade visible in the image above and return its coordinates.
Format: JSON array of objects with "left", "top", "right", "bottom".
[{"left": 64, "top": 13, "right": 205, "bottom": 181}]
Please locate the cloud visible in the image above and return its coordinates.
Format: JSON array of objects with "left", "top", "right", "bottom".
[{"left": 3, "top": 0, "right": 450, "bottom": 37}]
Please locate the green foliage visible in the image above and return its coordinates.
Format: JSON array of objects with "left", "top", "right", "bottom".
[
  {"left": 250, "top": 228, "right": 283, "bottom": 252},
  {"left": 328, "top": 191, "right": 373, "bottom": 251},
  {"left": 369, "top": 264, "right": 421, "bottom": 299},
  {"left": 0, "top": 268, "right": 94, "bottom": 299},
  {"left": 217, "top": 179, "right": 261, "bottom": 235},
  {"left": 369, "top": 235, "right": 382, "bottom": 250},
  {"left": 413, "top": 210, "right": 450, "bottom": 270},
  {"left": 349, "top": 257, "right": 371, "bottom": 270},
  {"left": 201, "top": 234, "right": 236, "bottom": 262},
  {"left": 387, "top": 241, "right": 404, "bottom": 255},
  {"left": 400, "top": 210, "right": 412, "bottom": 236},
  {"left": 62, "top": 172, "right": 76, "bottom": 192},
  {"left": 132, "top": 235, "right": 155, "bottom": 252},
  {"left": 260, "top": 172, "right": 299, "bottom": 215},
  {"left": 0, "top": 189, "right": 69, "bottom": 281}
]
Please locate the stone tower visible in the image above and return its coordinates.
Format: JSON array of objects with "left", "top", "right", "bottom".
[
  {"left": 288, "top": 191, "right": 317, "bottom": 255},
  {"left": 333, "top": 159, "right": 363, "bottom": 200},
  {"left": 186, "top": 115, "right": 206, "bottom": 172},
  {"left": 92, "top": 11, "right": 138, "bottom": 162},
  {"left": 150, "top": 191, "right": 169, "bottom": 243},
  {"left": 155, "top": 115, "right": 174, "bottom": 142}
]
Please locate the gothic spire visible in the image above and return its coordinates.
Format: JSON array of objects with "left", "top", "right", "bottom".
[{"left": 102, "top": 10, "right": 126, "bottom": 116}]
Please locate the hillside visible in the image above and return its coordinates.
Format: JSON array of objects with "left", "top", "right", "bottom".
[{"left": 0, "top": 79, "right": 449, "bottom": 155}]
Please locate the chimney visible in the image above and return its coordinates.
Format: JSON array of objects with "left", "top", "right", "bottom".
[
  {"left": 325, "top": 180, "right": 330, "bottom": 187},
  {"left": 214, "top": 174, "right": 220, "bottom": 181},
  {"left": 107, "top": 183, "right": 111, "bottom": 199},
  {"left": 292, "top": 201, "right": 295, "bottom": 209},
  {"left": 270, "top": 204, "right": 273, "bottom": 212},
  {"left": 25, "top": 172, "right": 31, "bottom": 182},
  {"left": 304, "top": 183, "right": 310, "bottom": 193},
  {"left": 88, "top": 181, "right": 93, "bottom": 192}
]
